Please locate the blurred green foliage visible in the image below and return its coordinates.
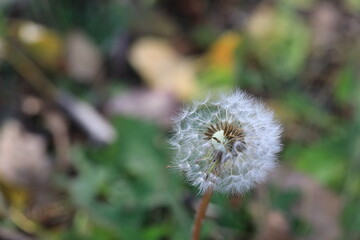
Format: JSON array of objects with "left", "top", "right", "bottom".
[{"left": 0, "top": 0, "right": 360, "bottom": 239}]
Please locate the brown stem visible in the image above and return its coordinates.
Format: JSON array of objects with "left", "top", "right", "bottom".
[{"left": 192, "top": 190, "right": 213, "bottom": 240}]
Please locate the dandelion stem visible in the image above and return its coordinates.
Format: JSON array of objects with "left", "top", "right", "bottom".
[{"left": 192, "top": 190, "right": 213, "bottom": 240}]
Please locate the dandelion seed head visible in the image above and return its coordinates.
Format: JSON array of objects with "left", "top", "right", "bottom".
[{"left": 169, "top": 90, "right": 282, "bottom": 195}]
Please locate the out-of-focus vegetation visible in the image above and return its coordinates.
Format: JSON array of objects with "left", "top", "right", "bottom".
[{"left": 0, "top": 0, "right": 359, "bottom": 239}]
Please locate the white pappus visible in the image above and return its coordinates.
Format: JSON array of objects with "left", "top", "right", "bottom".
[{"left": 169, "top": 90, "right": 282, "bottom": 195}]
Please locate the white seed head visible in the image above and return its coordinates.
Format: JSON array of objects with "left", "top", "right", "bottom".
[{"left": 169, "top": 90, "right": 282, "bottom": 195}]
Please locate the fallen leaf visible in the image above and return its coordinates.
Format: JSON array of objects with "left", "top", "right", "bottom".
[
  {"left": 65, "top": 31, "right": 103, "bottom": 83},
  {"left": 56, "top": 91, "right": 117, "bottom": 144},
  {"left": 105, "top": 89, "right": 177, "bottom": 127},
  {"left": 252, "top": 166, "right": 342, "bottom": 240},
  {"left": 311, "top": 3, "right": 340, "bottom": 53},
  {"left": 129, "top": 37, "right": 196, "bottom": 100},
  {"left": 0, "top": 227, "right": 34, "bottom": 240},
  {"left": 270, "top": 167, "right": 342, "bottom": 240},
  {"left": 0, "top": 120, "right": 50, "bottom": 187},
  {"left": 256, "top": 210, "right": 293, "bottom": 240},
  {"left": 21, "top": 95, "right": 43, "bottom": 116}
]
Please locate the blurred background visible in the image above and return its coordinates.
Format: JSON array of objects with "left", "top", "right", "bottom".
[{"left": 0, "top": 0, "right": 359, "bottom": 239}]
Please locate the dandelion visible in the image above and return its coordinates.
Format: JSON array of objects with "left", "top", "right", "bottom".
[
  {"left": 168, "top": 90, "right": 282, "bottom": 239},
  {"left": 170, "top": 90, "right": 282, "bottom": 195},
  {"left": 170, "top": 91, "right": 282, "bottom": 195}
]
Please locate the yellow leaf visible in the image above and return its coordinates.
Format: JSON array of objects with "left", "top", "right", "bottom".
[
  {"left": 206, "top": 32, "right": 241, "bottom": 70},
  {"left": 10, "top": 20, "right": 64, "bottom": 70}
]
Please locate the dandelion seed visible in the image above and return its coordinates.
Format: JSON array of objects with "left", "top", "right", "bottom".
[{"left": 169, "top": 90, "right": 282, "bottom": 195}]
